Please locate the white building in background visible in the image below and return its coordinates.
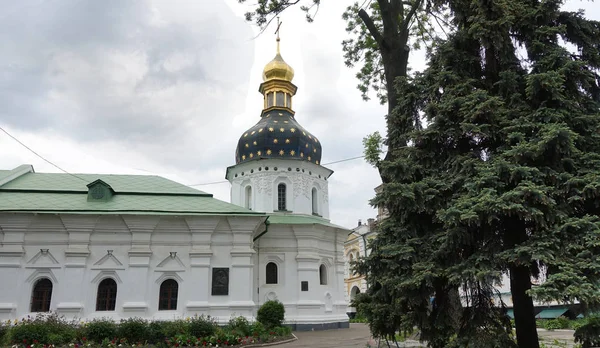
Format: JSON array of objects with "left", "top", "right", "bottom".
[{"left": 0, "top": 36, "right": 350, "bottom": 330}]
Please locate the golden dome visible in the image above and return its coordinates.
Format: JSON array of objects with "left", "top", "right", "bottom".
[{"left": 262, "top": 40, "right": 294, "bottom": 82}]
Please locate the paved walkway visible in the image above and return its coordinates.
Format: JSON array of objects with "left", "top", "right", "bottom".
[
  {"left": 283, "top": 324, "right": 577, "bottom": 348},
  {"left": 286, "top": 324, "right": 423, "bottom": 347}
]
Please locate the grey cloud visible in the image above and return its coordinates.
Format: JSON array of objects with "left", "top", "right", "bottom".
[{"left": 0, "top": 0, "right": 254, "bottom": 160}]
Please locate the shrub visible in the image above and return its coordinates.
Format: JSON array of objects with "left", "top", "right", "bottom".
[
  {"left": 84, "top": 318, "right": 117, "bottom": 343},
  {"left": 575, "top": 316, "right": 600, "bottom": 348},
  {"left": 189, "top": 315, "right": 217, "bottom": 338},
  {"left": 228, "top": 316, "right": 251, "bottom": 336},
  {"left": 250, "top": 321, "right": 265, "bottom": 337},
  {"left": 10, "top": 313, "right": 75, "bottom": 345},
  {"left": 544, "top": 316, "right": 570, "bottom": 330},
  {"left": 257, "top": 300, "right": 285, "bottom": 328},
  {"left": 118, "top": 317, "right": 148, "bottom": 344},
  {"left": 0, "top": 322, "right": 9, "bottom": 345}
]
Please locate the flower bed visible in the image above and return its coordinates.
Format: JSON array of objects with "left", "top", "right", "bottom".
[{"left": 0, "top": 312, "right": 293, "bottom": 348}]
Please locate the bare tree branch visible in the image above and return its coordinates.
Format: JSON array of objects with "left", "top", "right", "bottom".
[
  {"left": 358, "top": 9, "right": 387, "bottom": 49},
  {"left": 399, "top": 0, "right": 424, "bottom": 34}
]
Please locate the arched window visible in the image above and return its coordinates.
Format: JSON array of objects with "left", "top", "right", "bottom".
[
  {"left": 158, "top": 279, "right": 178, "bottom": 310},
  {"left": 266, "top": 262, "right": 278, "bottom": 284},
  {"left": 96, "top": 278, "right": 117, "bottom": 311},
  {"left": 245, "top": 186, "right": 253, "bottom": 210},
  {"left": 311, "top": 188, "right": 318, "bottom": 215},
  {"left": 319, "top": 264, "right": 328, "bottom": 285},
  {"left": 30, "top": 278, "right": 52, "bottom": 312},
  {"left": 277, "top": 183, "right": 286, "bottom": 211}
]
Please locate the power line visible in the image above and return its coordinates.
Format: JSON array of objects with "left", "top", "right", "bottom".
[
  {"left": 0, "top": 125, "right": 87, "bottom": 182},
  {"left": 187, "top": 155, "right": 366, "bottom": 187}
]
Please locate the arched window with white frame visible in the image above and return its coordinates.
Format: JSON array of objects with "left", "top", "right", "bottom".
[
  {"left": 319, "top": 264, "right": 328, "bottom": 285},
  {"left": 30, "top": 278, "right": 52, "bottom": 312},
  {"left": 277, "top": 183, "right": 287, "bottom": 211},
  {"left": 96, "top": 278, "right": 117, "bottom": 311},
  {"left": 266, "top": 262, "right": 278, "bottom": 284}
]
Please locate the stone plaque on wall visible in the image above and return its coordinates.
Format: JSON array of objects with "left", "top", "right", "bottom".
[{"left": 211, "top": 268, "right": 229, "bottom": 296}]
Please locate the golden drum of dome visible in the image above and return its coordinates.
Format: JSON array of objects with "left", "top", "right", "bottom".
[{"left": 262, "top": 53, "right": 294, "bottom": 82}]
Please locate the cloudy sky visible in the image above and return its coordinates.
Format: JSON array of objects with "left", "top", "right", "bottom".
[{"left": 0, "top": 1, "right": 597, "bottom": 229}]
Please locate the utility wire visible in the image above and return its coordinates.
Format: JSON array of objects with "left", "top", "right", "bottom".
[
  {"left": 0, "top": 125, "right": 87, "bottom": 182},
  {"left": 1, "top": 124, "right": 368, "bottom": 187},
  {"left": 187, "top": 155, "right": 366, "bottom": 187}
]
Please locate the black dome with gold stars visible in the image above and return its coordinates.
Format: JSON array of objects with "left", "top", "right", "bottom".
[{"left": 235, "top": 109, "right": 322, "bottom": 165}]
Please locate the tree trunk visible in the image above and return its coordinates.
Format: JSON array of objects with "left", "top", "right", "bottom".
[{"left": 509, "top": 264, "right": 539, "bottom": 348}]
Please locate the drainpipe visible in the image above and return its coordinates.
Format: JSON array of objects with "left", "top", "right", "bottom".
[{"left": 253, "top": 219, "right": 270, "bottom": 307}]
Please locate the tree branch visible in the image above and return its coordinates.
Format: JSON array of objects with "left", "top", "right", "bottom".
[
  {"left": 399, "top": 0, "right": 423, "bottom": 35},
  {"left": 358, "top": 9, "right": 388, "bottom": 50}
]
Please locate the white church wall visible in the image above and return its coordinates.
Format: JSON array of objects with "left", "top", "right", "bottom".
[
  {"left": 227, "top": 159, "right": 333, "bottom": 219},
  {"left": 0, "top": 213, "right": 264, "bottom": 323},
  {"left": 251, "top": 224, "right": 348, "bottom": 328}
]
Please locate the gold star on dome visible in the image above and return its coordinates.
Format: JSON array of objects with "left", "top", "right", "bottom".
[
  {"left": 279, "top": 128, "right": 285, "bottom": 132},
  {"left": 316, "top": 160, "right": 319, "bottom": 165},
  {"left": 259, "top": 128, "right": 263, "bottom": 133},
  {"left": 290, "top": 128, "right": 296, "bottom": 133},
  {"left": 278, "top": 113, "right": 283, "bottom": 116},
  {"left": 274, "top": 120, "right": 278, "bottom": 123},
  {"left": 273, "top": 139, "right": 278, "bottom": 144},
  {"left": 303, "top": 131, "right": 306, "bottom": 135},
  {"left": 284, "top": 121, "right": 289, "bottom": 124},
  {"left": 300, "top": 152, "right": 304, "bottom": 158},
  {"left": 267, "top": 149, "right": 272, "bottom": 155},
  {"left": 251, "top": 131, "right": 256, "bottom": 135},
  {"left": 253, "top": 141, "right": 258, "bottom": 146},
  {"left": 242, "top": 155, "right": 246, "bottom": 160},
  {"left": 285, "top": 139, "right": 290, "bottom": 144},
  {"left": 244, "top": 133, "right": 248, "bottom": 137},
  {"left": 315, "top": 138, "right": 319, "bottom": 143},
  {"left": 245, "top": 143, "right": 249, "bottom": 148},
  {"left": 308, "top": 156, "right": 312, "bottom": 161},
  {"left": 308, "top": 135, "right": 312, "bottom": 139},
  {"left": 305, "top": 144, "right": 309, "bottom": 148},
  {"left": 257, "top": 151, "right": 262, "bottom": 156},
  {"left": 279, "top": 150, "right": 285, "bottom": 156},
  {"left": 290, "top": 150, "right": 295, "bottom": 156},
  {"left": 269, "top": 127, "right": 274, "bottom": 132},
  {"left": 249, "top": 153, "right": 254, "bottom": 158},
  {"left": 314, "top": 148, "right": 317, "bottom": 153}
]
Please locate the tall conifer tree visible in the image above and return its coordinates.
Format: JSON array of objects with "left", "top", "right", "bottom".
[{"left": 358, "top": 1, "right": 600, "bottom": 347}]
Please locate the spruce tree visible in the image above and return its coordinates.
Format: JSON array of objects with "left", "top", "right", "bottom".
[{"left": 358, "top": 1, "right": 600, "bottom": 347}]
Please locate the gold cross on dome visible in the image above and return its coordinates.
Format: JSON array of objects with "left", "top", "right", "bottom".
[{"left": 275, "top": 17, "right": 282, "bottom": 53}]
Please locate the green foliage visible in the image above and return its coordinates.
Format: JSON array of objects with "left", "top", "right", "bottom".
[
  {"left": 9, "top": 313, "right": 76, "bottom": 345},
  {"left": 354, "top": 0, "right": 600, "bottom": 347},
  {"left": 257, "top": 300, "right": 285, "bottom": 328},
  {"left": 228, "top": 316, "right": 251, "bottom": 336},
  {"left": 575, "top": 316, "right": 600, "bottom": 348},
  {"left": 363, "top": 131, "right": 383, "bottom": 166},
  {"left": 250, "top": 321, "right": 266, "bottom": 337},
  {"left": 84, "top": 318, "right": 118, "bottom": 343},
  {"left": 188, "top": 315, "right": 217, "bottom": 338},
  {"left": 544, "top": 317, "right": 571, "bottom": 331},
  {"left": 117, "top": 317, "right": 149, "bottom": 344}
]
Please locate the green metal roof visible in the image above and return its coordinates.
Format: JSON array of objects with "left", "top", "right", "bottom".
[
  {"left": 536, "top": 307, "right": 568, "bottom": 319},
  {"left": 1, "top": 172, "right": 207, "bottom": 195},
  {"left": 0, "top": 166, "right": 263, "bottom": 216},
  {"left": 267, "top": 214, "right": 348, "bottom": 229}
]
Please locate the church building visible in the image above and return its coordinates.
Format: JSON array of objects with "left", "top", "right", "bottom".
[{"left": 0, "top": 37, "right": 350, "bottom": 330}]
